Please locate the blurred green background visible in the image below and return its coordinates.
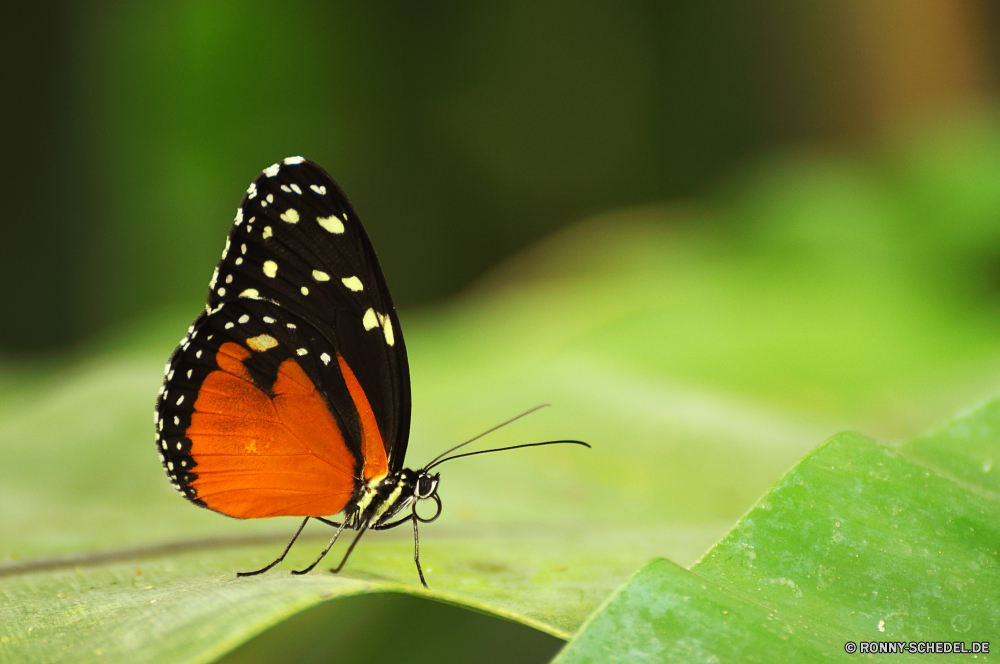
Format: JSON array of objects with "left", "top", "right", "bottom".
[
  {"left": 5, "top": 1, "right": 1000, "bottom": 662},
  {"left": 5, "top": 0, "right": 996, "bottom": 354}
]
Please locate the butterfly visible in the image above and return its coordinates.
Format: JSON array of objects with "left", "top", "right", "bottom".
[{"left": 154, "top": 156, "right": 587, "bottom": 586}]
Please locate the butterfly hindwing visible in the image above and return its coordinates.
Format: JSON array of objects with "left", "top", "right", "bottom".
[{"left": 158, "top": 299, "right": 385, "bottom": 517}]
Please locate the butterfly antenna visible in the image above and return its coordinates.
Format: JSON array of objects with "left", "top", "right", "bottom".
[
  {"left": 424, "top": 439, "right": 590, "bottom": 472},
  {"left": 421, "top": 403, "right": 552, "bottom": 471}
]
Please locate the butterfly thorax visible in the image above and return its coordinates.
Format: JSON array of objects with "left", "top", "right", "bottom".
[{"left": 348, "top": 468, "right": 441, "bottom": 530}]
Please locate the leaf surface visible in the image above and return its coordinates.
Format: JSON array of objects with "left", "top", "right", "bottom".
[{"left": 555, "top": 423, "right": 1000, "bottom": 662}]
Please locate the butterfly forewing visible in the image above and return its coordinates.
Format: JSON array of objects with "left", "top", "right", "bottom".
[
  {"left": 156, "top": 157, "right": 411, "bottom": 518},
  {"left": 210, "top": 157, "right": 409, "bottom": 470}
]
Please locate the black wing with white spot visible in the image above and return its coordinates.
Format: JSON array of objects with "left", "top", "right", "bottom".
[{"left": 200, "top": 157, "right": 409, "bottom": 470}]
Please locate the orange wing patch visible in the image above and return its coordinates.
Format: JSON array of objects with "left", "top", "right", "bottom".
[
  {"left": 187, "top": 342, "right": 357, "bottom": 518},
  {"left": 337, "top": 354, "right": 389, "bottom": 481}
]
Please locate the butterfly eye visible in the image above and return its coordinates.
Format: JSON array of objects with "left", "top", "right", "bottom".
[{"left": 416, "top": 473, "right": 438, "bottom": 498}]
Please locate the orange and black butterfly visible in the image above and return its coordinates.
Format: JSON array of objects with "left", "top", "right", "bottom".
[{"left": 154, "top": 157, "right": 586, "bottom": 586}]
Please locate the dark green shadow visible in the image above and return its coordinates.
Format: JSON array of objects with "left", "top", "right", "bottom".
[{"left": 217, "top": 592, "right": 566, "bottom": 664}]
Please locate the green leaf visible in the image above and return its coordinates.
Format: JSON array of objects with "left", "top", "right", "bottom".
[
  {"left": 900, "top": 398, "right": 1000, "bottom": 493},
  {"left": 554, "top": 423, "right": 1000, "bottom": 662}
]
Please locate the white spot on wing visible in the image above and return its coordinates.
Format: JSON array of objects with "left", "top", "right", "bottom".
[
  {"left": 362, "top": 308, "right": 378, "bottom": 330},
  {"left": 238, "top": 314, "right": 249, "bottom": 324},
  {"left": 217, "top": 287, "right": 226, "bottom": 296},
  {"left": 317, "top": 215, "right": 345, "bottom": 234},
  {"left": 320, "top": 352, "right": 331, "bottom": 365},
  {"left": 263, "top": 163, "right": 281, "bottom": 177},
  {"left": 222, "top": 238, "right": 230, "bottom": 259},
  {"left": 280, "top": 185, "right": 291, "bottom": 193},
  {"left": 284, "top": 156, "right": 305, "bottom": 165},
  {"left": 286, "top": 322, "right": 297, "bottom": 329},
  {"left": 310, "top": 184, "right": 327, "bottom": 195},
  {"left": 312, "top": 270, "right": 330, "bottom": 282},
  {"left": 300, "top": 286, "right": 309, "bottom": 296},
  {"left": 297, "top": 348, "right": 308, "bottom": 356},
  {"left": 368, "top": 311, "right": 394, "bottom": 345},
  {"left": 247, "top": 182, "right": 258, "bottom": 199},
  {"left": 235, "top": 257, "right": 243, "bottom": 265},
  {"left": 280, "top": 208, "right": 299, "bottom": 223},
  {"left": 176, "top": 395, "right": 184, "bottom": 406},
  {"left": 240, "top": 288, "right": 260, "bottom": 299},
  {"left": 225, "top": 322, "right": 234, "bottom": 329},
  {"left": 289, "top": 183, "right": 302, "bottom": 194},
  {"left": 225, "top": 274, "right": 233, "bottom": 284},
  {"left": 247, "top": 334, "right": 278, "bottom": 352},
  {"left": 209, "top": 268, "right": 219, "bottom": 289},
  {"left": 263, "top": 226, "right": 272, "bottom": 239},
  {"left": 383, "top": 316, "right": 395, "bottom": 346},
  {"left": 263, "top": 261, "right": 278, "bottom": 278},
  {"left": 263, "top": 316, "right": 275, "bottom": 324},
  {"left": 235, "top": 208, "right": 243, "bottom": 225},
  {"left": 341, "top": 276, "right": 363, "bottom": 291}
]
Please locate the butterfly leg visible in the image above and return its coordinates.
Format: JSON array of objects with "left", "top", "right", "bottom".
[
  {"left": 292, "top": 518, "right": 350, "bottom": 575},
  {"left": 314, "top": 516, "right": 345, "bottom": 528},
  {"left": 412, "top": 513, "right": 428, "bottom": 588},
  {"left": 328, "top": 522, "right": 370, "bottom": 574},
  {"left": 237, "top": 517, "right": 310, "bottom": 577}
]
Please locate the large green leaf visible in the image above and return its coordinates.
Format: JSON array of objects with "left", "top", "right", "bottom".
[{"left": 554, "top": 410, "right": 1000, "bottom": 662}]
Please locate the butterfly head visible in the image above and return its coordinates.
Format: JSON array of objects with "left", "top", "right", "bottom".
[{"left": 405, "top": 468, "right": 441, "bottom": 524}]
